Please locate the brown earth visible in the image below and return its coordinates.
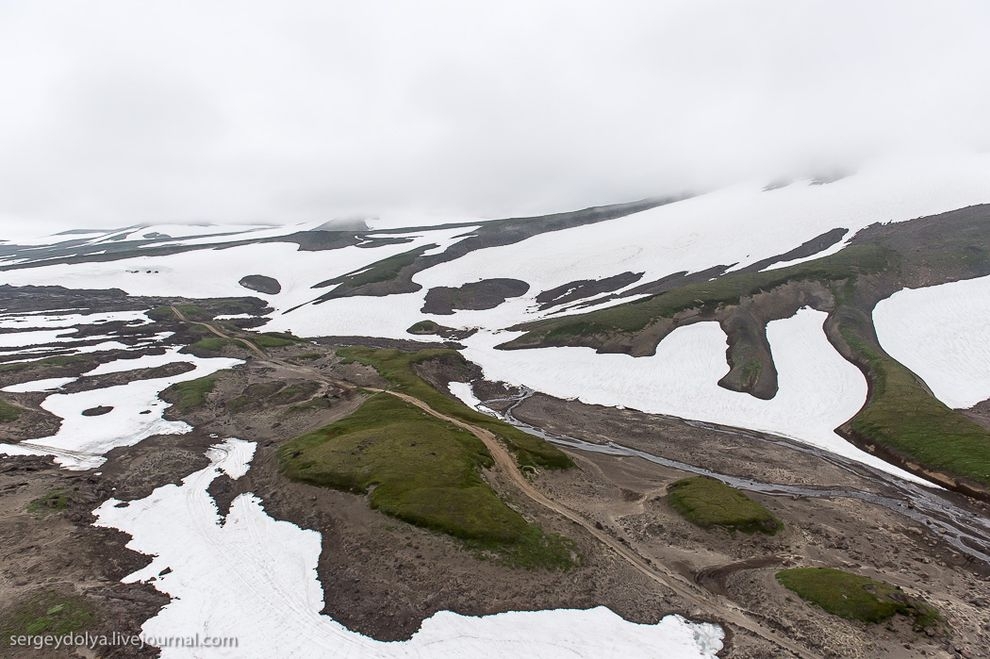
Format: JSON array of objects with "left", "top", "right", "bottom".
[{"left": 1, "top": 305, "right": 989, "bottom": 658}]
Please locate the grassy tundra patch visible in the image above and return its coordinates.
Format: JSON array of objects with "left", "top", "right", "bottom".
[
  {"left": 27, "top": 489, "right": 69, "bottom": 517},
  {"left": 407, "top": 320, "right": 443, "bottom": 335},
  {"left": 667, "top": 476, "right": 782, "bottom": 534},
  {"left": 776, "top": 567, "right": 939, "bottom": 630},
  {"left": 337, "top": 346, "right": 573, "bottom": 470},
  {"left": 253, "top": 332, "right": 301, "bottom": 348},
  {"left": 279, "top": 393, "right": 573, "bottom": 568},
  {"left": 838, "top": 309, "right": 990, "bottom": 488},
  {"left": 318, "top": 245, "right": 430, "bottom": 294},
  {"left": 188, "top": 336, "right": 233, "bottom": 353},
  {"left": 163, "top": 375, "right": 217, "bottom": 412},
  {"left": 509, "top": 244, "right": 894, "bottom": 344},
  {"left": 149, "top": 303, "right": 211, "bottom": 322},
  {"left": 0, "top": 590, "right": 96, "bottom": 639},
  {"left": 0, "top": 354, "right": 92, "bottom": 374},
  {"left": 0, "top": 398, "right": 21, "bottom": 422}
]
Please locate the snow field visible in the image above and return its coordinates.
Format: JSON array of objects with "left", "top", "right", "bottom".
[
  {"left": 94, "top": 438, "right": 724, "bottom": 659},
  {"left": 0, "top": 347, "right": 241, "bottom": 470},
  {"left": 874, "top": 275, "right": 990, "bottom": 410},
  {"left": 461, "top": 308, "right": 929, "bottom": 484}
]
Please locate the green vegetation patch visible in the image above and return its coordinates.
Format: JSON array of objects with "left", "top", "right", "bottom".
[
  {"left": 667, "top": 476, "right": 782, "bottom": 534},
  {"left": 777, "top": 567, "right": 939, "bottom": 630},
  {"left": 0, "top": 354, "right": 91, "bottom": 374},
  {"left": 149, "top": 303, "right": 211, "bottom": 322},
  {"left": 324, "top": 245, "right": 429, "bottom": 291},
  {"left": 280, "top": 393, "right": 572, "bottom": 568},
  {"left": 27, "top": 489, "right": 68, "bottom": 516},
  {"left": 838, "top": 308, "right": 990, "bottom": 487},
  {"left": 0, "top": 398, "right": 21, "bottom": 422},
  {"left": 510, "top": 243, "right": 895, "bottom": 343},
  {"left": 164, "top": 375, "right": 218, "bottom": 412},
  {"left": 338, "top": 346, "right": 573, "bottom": 470},
  {"left": 407, "top": 320, "right": 442, "bottom": 335},
  {"left": 253, "top": 332, "right": 300, "bottom": 348},
  {"left": 0, "top": 590, "right": 96, "bottom": 640},
  {"left": 188, "top": 336, "right": 234, "bottom": 354}
]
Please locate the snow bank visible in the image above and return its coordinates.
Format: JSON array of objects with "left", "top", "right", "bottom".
[
  {"left": 463, "top": 308, "right": 927, "bottom": 484},
  {"left": 0, "top": 309, "right": 150, "bottom": 329},
  {"left": 1, "top": 348, "right": 240, "bottom": 470},
  {"left": 0, "top": 329, "right": 84, "bottom": 348},
  {"left": 0, "top": 226, "right": 477, "bottom": 339},
  {"left": 448, "top": 381, "right": 498, "bottom": 417},
  {"left": 874, "top": 275, "right": 990, "bottom": 409},
  {"left": 408, "top": 154, "right": 990, "bottom": 329},
  {"left": 2, "top": 377, "right": 76, "bottom": 392},
  {"left": 94, "top": 439, "right": 723, "bottom": 659},
  {"left": 84, "top": 350, "right": 192, "bottom": 376}
]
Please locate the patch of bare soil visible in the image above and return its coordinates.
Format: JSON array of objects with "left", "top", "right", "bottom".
[
  {"left": 165, "top": 354, "right": 697, "bottom": 643},
  {"left": 421, "top": 278, "right": 529, "bottom": 315},
  {"left": 6, "top": 311, "right": 989, "bottom": 659},
  {"left": 0, "top": 456, "right": 167, "bottom": 659},
  {"left": 962, "top": 398, "right": 990, "bottom": 431},
  {"left": 61, "top": 362, "right": 196, "bottom": 394},
  {"left": 515, "top": 395, "right": 990, "bottom": 659},
  {"left": 0, "top": 393, "right": 62, "bottom": 442}
]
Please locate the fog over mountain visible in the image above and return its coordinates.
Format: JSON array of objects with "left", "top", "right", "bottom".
[{"left": 1, "top": 0, "right": 988, "bottom": 232}]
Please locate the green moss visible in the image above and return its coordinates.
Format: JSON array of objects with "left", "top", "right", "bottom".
[
  {"left": 777, "top": 567, "right": 940, "bottom": 630},
  {"left": 407, "top": 320, "right": 442, "bottom": 335},
  {"left": 0, "top": 398, "right": 21, "bottom": 422},
  {"left": 253, "top": 332, "right": 300, "bottom": 348},
  {"left": 164, "top": 375, "right": 218, "bottom": 412},
  {"left": 279, "top": 394, "right": 573, "bottom": 568},
  {"left": 0, "top": 590, "right": 96, "bottom": 640},
  {"left": 27, "top": 489, "right": 68, "bottom": 516},
  {"left": 327, "top": 246, "right": 429, "bottom": 291},
  {"left": 149, "top": 304, "right": 211, "bottom": 322},
  {"left": 510, "top": 244, "right": 895, "bottom": 342},
  {"left": 838, "top": 308, "right": 990, "bottom": 487},
  {"left": 337, "top": 347, "right": 573, "bottom": 470},
  {"left": 0, "top": 354, "right": 90, "bottom": 373},
  {"left": 188, "top": 336, "right": 233, "bottom": 353},
  {"left": 667, "top": 476, "right": 782, "bottom": 534}
]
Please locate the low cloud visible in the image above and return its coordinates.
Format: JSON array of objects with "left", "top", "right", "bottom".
[{"left": 1, "top": 0, "right": 988, "bottom": 231}]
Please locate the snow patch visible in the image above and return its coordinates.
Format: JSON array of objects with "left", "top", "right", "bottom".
[
  {"left": 462, "top": 308, "right": 929, "bottom": 484},
  {"left": 448, "top": 381, "right": 498, "bottom": 417},
  {"left": 0, "top": 348, "right": 240, "bottom": 470},
  {"left": 94, "top": 438, "right": 724, "bottom": 658},
  {"left": 874, "top": 275, "right": 990, "bottom": 409},
  {"left": 2, "top": 377, "right": 76, "bottom": 392}
]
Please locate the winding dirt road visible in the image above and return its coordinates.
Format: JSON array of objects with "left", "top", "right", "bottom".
[{"left": 171, "top": 307, "right": 815, "bottom": 658}]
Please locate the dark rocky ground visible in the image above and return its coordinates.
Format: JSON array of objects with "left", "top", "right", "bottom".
[{"left": 1, "top": 289, "right": 988, "bottom": 658}]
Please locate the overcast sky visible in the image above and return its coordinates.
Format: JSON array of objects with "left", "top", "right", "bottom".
[{"left": 1, "top": 1, "right": 988, "bottom": 231}]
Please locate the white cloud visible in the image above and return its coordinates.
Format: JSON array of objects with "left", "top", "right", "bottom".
[{"left": 1, "top": 0, "right": 988, "bottom": 231}]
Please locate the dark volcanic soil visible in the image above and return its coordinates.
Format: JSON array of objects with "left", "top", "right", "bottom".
[
  {"left": 421, "top": 278, "right": 530, "bottom": 315},
  {"left": 2, "top": 296, "right": 989, "bottom": 659}
]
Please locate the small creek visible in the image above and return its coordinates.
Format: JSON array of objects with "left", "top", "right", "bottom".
[{"left": 482, "top": 387, "right": 990, "bottom": 566}]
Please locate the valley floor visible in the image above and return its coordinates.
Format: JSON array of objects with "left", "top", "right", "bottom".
[{"left": 1, "top": 293, "right": 988, "bottom": 658}]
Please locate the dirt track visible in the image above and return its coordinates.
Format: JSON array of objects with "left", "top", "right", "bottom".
[{"left": 173, "top": 308, "right": 816, "bottom": 658}]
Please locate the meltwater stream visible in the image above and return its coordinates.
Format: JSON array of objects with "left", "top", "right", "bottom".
[{"left": 483, "top": 388, "right": 990, "bottom": 566}]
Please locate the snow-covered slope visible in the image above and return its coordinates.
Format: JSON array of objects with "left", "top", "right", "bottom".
[
  {"left": 874, "top": 275, "right": 990, "bottom": 410},
  {"left": 3, "top": 153, "right": 990, "bottom": 483}
]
